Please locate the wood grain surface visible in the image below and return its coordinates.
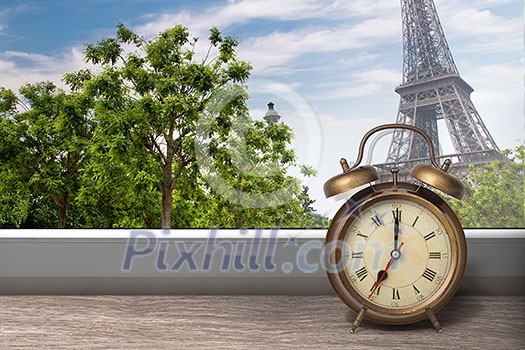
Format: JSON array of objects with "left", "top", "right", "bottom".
[{"left": 0, "top": 295, "right": 523, "bottom": 349}]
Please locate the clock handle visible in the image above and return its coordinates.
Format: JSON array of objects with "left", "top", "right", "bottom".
[
  {"left": 351, "top": 123, "right": 440, "bottom": 170},
  {"left": 324, "top": 123, "right": 465, "bottom": 199},
  {"left": 349, "top": 123, "right": 465, "bottom": 199}
]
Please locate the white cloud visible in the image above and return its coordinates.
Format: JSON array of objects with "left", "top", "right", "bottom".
[
  {"left": 0, "top": 9, "right": 9, "bottom": 34},
  {"left": 63, "top": 0, "right": 521, "bottom": 84},
  {"left": 134, "top": 0, "right": 399, "bottom": 41},
  {"left": 136, "top": 11, "right": 199, "bottom": 37},
  {"left": 448, "top": 8, "right": 516, "bottom": 35},
  {"left": 3, "top": 51, "right": 56, "bottom": 65},
  {"left": 356, "top": 68, "right": 400, "bottom": 87},
  {"left": 238, "top": 17, "right": 399, "bottom": 74},
  {"left": 0, "top": 1, "right": 519, "bottom": 103},
  {"left": 214, "top": 0, "right": 323, "bottom": 22},
  {"left": 465, "top": 63, "right": 523, "bottom": 150},
  {"left": 0, "top": 4, "right": 31, "bottom": 35},
  {"left": 476, "top": 63, "right": 522, "bottom": 85},
  {"left": 306, "top": 67, "right": 400, "bottom": 101},
  {"left": 135, "top": 0, "right": 326, "bottom": 39},
  {"left": 0, "top": 47, "right": 91, "bottom": 91},
  {"left": 321, "top": 0, "right": 398, "bottom": 18},
  {"left": 312, "top": 82, "right": 383, "bottom": 100},
  {"left": 435, "top": 0, "right": 522, "bottom": 54}
]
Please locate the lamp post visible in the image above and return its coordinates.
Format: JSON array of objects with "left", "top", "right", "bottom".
[
  {"left": 263, "top": 102, "right": 281, "bottom": 125},
  {"left": 263, "top": 101, "right": 282, "bottom": 228}
]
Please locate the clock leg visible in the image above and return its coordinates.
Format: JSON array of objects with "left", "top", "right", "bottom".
[
  {"left": 350, "top": 308, "right": 367, "bottom": 333},
  {"left": 425, "top": 308, "right": 443, "bottom": 333}
]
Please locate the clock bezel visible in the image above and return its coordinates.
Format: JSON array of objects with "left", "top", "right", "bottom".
[{"left": 324, "top": 181, "right": 467, "bottom": 325}]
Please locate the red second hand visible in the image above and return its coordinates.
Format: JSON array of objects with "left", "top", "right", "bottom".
[{"left": 368, "top": 242, "right": 405, "bottom": 299}]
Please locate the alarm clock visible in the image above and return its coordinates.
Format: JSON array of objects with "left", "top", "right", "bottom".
[{"left": 323, "top": 123, "right": 467, "bottom": 332}]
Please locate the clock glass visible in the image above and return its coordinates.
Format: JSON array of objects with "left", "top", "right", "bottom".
[{"left": 341, "top": 195, "right": 453, "bottom": 311}]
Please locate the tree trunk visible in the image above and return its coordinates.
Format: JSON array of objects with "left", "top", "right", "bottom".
[
  {"left": 144, "top": 216, "right": 154, "bottom": 229},
  {"left": 53, "top": 193, "right": 68, "bottom": 229},
  {"left": 161, "top": 185, "right": 172, "bottom": 229},
  {"left": 160, "top": 137, "right": 179, "bottom": 229}
]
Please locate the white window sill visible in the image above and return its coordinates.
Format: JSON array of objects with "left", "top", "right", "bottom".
[{"left": 0, "top": 229, "right": 523, "bottom": 295}]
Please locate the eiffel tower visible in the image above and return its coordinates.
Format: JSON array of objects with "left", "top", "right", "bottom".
[{"left": 376, "top": 0, "right": 503, "bottom": 177}]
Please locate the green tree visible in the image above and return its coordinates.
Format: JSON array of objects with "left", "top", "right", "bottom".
[
  {"left": 196, "top": 103, "right": 326, "bottom": 228},
  {"left": 0, "top": 88, "right": 31, "bottom": 227},
  {"left": 80, "top": 24, "right": 251, "bottom": 228},
  {"left": 0, "top": 83, "right": 94, "bottom": 228},
  {"left": 449, "top": 146, "right": 524, "bottom": 228},
  {"left": 296, "top": 185, "right": 330, "bottom": 228},
  {"left": 1, "top": 23, "right": 327, "bottom": 229},
  {"left": 203, "top": 117, "right": 300, "bottom": 227},
  {"left": 75, "top": 139, "right": 162, "bottom": 228}
]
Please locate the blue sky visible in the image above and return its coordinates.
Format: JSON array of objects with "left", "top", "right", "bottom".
[{"left": 0, "top": 0, "right": 522, "bottom": 216}]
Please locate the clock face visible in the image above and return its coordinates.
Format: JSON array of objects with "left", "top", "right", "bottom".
[
  {"left": 341, "top": 197, "right": 452, "bottom": 310},
  {"left": 325, "top": 184, "right": 466, "bottom": 324}
]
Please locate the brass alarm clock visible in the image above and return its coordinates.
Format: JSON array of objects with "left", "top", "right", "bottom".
[{"left": 323, "top": 124, "right": 467, "bottom": 332}]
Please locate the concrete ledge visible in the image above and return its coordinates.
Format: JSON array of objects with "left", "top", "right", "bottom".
[{"left": 0, "top": 229, "right": 523, "bottom": 295}]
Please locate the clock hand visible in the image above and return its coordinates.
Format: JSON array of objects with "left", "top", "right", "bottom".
[
  {"left": 377, "top": 269, "right": 387, "bottom": 282},
  {"left": 369, "top": 269, "right": 388, "bottom": 295},
  {"left": 393, "top": 207, "right": 399, "bottom": 251},
  {"left": 368, "top": 241, "right": 404, "bottom": 299}
]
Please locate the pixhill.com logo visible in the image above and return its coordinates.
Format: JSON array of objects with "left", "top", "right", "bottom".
[{"left": 122, "top": 229, "right": 398, "bottom": 274}]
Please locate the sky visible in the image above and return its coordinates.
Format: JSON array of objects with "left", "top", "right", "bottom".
[{"left": 0, "top": 0, "right": 522, "bottom": 218}]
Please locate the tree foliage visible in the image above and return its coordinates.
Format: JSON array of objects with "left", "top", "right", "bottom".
[
  {"left": 79, "top": 24, "right": 252, "bottom": 228},
  {"left": 0, "top": 83, "right": 94, "bottom": 228},
  {"left": 449, "top": 146, "right": 524, "bottom": 228},
  {"left": 0, "top": 24, "right": 327, "bottom": 229},
  {"left": 0, "top": 88, "right": 30, "bottom": 227},
  {"left": 197, "top": 106, "right": 324, "bottom": 228}
]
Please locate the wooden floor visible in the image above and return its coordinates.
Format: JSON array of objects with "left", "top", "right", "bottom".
[{"left": 0, "top": 295, "right": 523, "bottom": 349}]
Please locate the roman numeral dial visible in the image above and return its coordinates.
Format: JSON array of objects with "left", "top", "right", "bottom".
[
  {"left": 422, "top": 268, "right": 437, "bottom": 282},
  {"left": 340, "top": 197, "right": 453, "bottom": 310},
  {"left": 371, "top": 215, "right": 382, "bottom": 227},
  {"left": 424, "top": 231, "right": 436, "bottom": 241},
  {"left": 355, "top": 266, "right": 368, "bottom": 281}
]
